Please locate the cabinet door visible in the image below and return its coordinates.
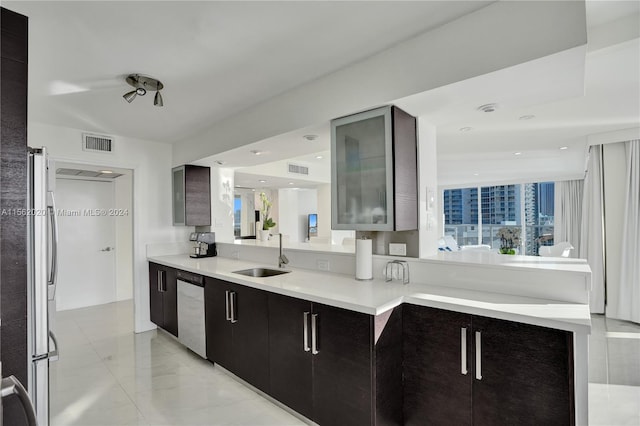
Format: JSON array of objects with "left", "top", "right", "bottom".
[
  {"left": 403, "top": 305, "right": 472, "bottom": 425},
  {"left": 162, "top": 267, "right": 178, "bottom": 337},
  {"left": 204, "top": 278, "right": 234, "bottom": 369},
  {"left": 230, "top": 283, "right": 269, "bottom": 393},
  {"left": 472, "top": 316, "right": 574, "bottom": 426},
  {"left": 184, "top": 165, "right": 211, "bottom": 226},
  {"left": 172, "top": 166, "right": 185, "bottom": 225},
  {"left": 331, "top": 106, "right": 394, "bottom": 231},
  {"left": 148, "top": 263, "right": 163, "bottom": 327},
  {"left": 312, "top": 303, "right": 373, "bottom": 426},
  {"left": 268, "top": 293, "right": 313, "bottom": 419}
]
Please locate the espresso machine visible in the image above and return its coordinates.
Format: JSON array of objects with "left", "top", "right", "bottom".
[{"left": 189, "top": 232, "right": 217, "bottom": 258}]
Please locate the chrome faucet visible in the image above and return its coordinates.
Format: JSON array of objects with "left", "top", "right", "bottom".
[
  {"left": 385, "top": 260, "right": 409, "bottom": 284},
  {"left": 278, "top": 234, "right": 289, "bottom": 268}
]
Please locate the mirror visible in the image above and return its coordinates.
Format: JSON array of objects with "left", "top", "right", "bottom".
[{"left": 234, "top": 188, "right": 257, "bottom": 239}]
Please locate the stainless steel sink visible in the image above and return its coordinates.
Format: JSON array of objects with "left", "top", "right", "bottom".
[{"left": 233, "top": 268, "right": 290, "bottom": 278}]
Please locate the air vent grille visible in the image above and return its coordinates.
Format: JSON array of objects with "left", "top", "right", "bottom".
[
  {"left": 82, "top": 133, "right": 113, "bottom": 153},
  {"left": 288, "top": 163, "right": 309, "bottom": 175}
]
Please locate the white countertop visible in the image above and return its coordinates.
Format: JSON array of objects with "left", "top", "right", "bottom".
[{"left": 149, "top": 254, "right": 591, "bottom": 334}]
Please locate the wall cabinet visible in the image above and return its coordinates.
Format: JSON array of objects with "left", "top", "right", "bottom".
[
  {"left": 205, "top": 277, "right": 269, "bottom": 392},
  {"left": 172, "top": 165, "right": 211, "bottom": 226},
  {"left": 148, "top": 262, "right": 178, "bottom": 336},
  {"left": 267, "top": 292, "right": 402, "bottom": 426},
  {"left": 331, "top": 105, "right": 417, "bottom": 231},
  {"left": 403, "top": 305, "right": 574, "bottom": 426}
]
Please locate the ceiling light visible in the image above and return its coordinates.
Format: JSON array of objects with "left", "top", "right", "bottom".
[
  {"left": 288, "top": 182, "right": 294, "bottom": 185},
  {"left": 251, "top": 150, "right": 262, "bottom": 156},
  {"left": 519, "top": 115, "right": 535, "bottom": 120},
  {"left": 99, "top": 170, "right": 113, "bottom": 174},
  {"left": 215, "top": 160, "right": 225, "bottom": 165},
  {"left": 514, "top": 152, "right": 522, "bottom": 156},
  {"left": 473, "top": 173, "right": 479, "bottom": 176},
  {"left": 477, "top": 103, "right": 499, "bottom": 113},
  {"left": 315, "top": 155, "right": 323, "bottom": 159},
  {"left": 259, "top": 179, "right": 267, "bottom": 183},
  {"left": 560, "top": 146, "right": 569, "bottom": 150},
  {"left": 303, "top": 135, "right": 318, "bottom": 141},
  {"left": 459, "top": 127, "right": 473, "bottom": 132},
  {"left": 123, "top": 74, "right": 164, "bottom": 107}
]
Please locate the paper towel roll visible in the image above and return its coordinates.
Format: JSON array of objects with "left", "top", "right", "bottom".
[{"left": 355, "top": 238, "right": 373, "bottom": 281}]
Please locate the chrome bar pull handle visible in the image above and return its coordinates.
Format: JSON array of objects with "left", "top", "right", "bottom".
[
  {"left": 225, "top": 290, "right": 231, "bottom": 321},
  {"left": 157, "top": 270, "right": 162, "bottom": 292},
  {"left": 311, "top": 313, "right": 319, "bottom": 355},
  {"left": 303, "top": 312, "right": 310, "bottom": 352},
  {"left": 230, "top": 292, "right": 238, "bottom": 324},
  {"left": 461, "top": 327, "right": 468, "bottom": 375},
  {"left": 475, "top": 331, "right": 482, "bottom": 380}
]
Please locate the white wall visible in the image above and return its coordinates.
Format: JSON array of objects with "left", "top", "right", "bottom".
[
  {"left": 418, "top": 119, "right": 438, "bottom": 258},
  {"left": 602, "top": 142, "right": 627, "bottom": 318},
  {"left": 28, "top": 122, "right": 185, "bottom": 333},
  {"left": 114, "top": 172, "right": 133, "bottom": 301},
  {"left": 277, "top": 189, "right": 318, "bottom": 243}
]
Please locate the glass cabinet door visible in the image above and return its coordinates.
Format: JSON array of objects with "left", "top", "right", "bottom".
[
  {"left": 172, "top": 166, "right": 185, "bottom": 225},
  {"left": 331, "top": 106, "right": 394, "bottom": 231}
]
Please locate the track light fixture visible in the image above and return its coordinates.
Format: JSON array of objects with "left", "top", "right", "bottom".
[{"left": 123, "top": 74, "right": 164, "bottom": 107}]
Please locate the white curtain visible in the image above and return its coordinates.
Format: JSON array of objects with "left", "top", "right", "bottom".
[
  {"left": 580, "top": 146, "right": 606, "bottom": 313},
  {"left": 613, "top": 140, "right": 640, "bottom": 323},
  {"left": 554, "top": 180, "right": 583, "bottom": 258}
]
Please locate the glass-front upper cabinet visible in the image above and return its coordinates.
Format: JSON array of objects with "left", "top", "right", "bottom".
[
  {"left": 331, "top": 105, "right": 418, "bottom": 231},
  {"left": 172, "top": 165, "right": 211, "bottom": 226}
]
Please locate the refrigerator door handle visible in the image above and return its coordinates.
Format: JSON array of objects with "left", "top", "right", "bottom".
[
  {"left": 47, "top": 191, "right": 59, "bottom": 300},
  {"left": 1, "top": 375, "right": 38, "bottom": 426},
  {"left": 48, "top": 331, "right": 59, "bottom": 362}
]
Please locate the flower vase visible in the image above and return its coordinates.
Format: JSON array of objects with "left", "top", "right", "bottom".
[{"left": 259, "top": 230, "right": 270, "bottom": 241}]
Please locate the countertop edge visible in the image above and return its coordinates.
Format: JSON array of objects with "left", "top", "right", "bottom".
[{"left": 148, "top": 255, "right": 591, "bottom": 334}]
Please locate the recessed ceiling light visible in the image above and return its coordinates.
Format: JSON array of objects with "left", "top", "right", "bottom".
[
  {"left": 459, "top": 127, "right": 473, "bottom": 132},
  {"left": 514, "top": 152, "right": 522, "bottom": 156},
  {"left": 99, "top": 170, "right": 113, "bottom": 174},
  {"left": 315, "top": 155, "right": 323, "bottom": 159},
  {"left": 519, "top": 115, "right": 536, "bottom": 120},
  {"left": 251, "top": 189, "right": 255, "bottom": 192},
  {"left": 215, "top": 160, "right": 225, "bottom": 165},
  {"left": 473, "top": 173, "right": 479, "bottom": 176},
  {"left": 259, "top": 179, "right": 266, "bottom": 183},
  {"left": 251, "top": 150, "right": 262, "bottom": 156},
  {"left": 303, "top": 135, "right": 318, "bottom": 141},
  {"left": 559, "top": 146, "right": 569, "bottom": 150},
  {"left": 477, "top": 103, "right": 499, "bottom": 113},
  {"left": 288, "top": 182, "right": 294, "bottom": 185}
]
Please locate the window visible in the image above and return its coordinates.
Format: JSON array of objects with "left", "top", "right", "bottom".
[
  {"left": 443, "top": 182, "right": 554, "bottom": 255},
  {"left": 233, "top": 195, "right": 241, "bottom": 237}
]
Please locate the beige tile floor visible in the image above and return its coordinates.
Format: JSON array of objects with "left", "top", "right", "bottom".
[{"left": 51, "top": 300, "right": 640, "bottom": 426}]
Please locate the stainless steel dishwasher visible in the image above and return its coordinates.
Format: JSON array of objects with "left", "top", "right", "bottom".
[{"left": 176, "top": 270, "right": 206, "bottom": 358}]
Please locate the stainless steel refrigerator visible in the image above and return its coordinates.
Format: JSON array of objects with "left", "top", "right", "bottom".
[{"left": 27, "top": 146, "right": 59, "bottom": 426}]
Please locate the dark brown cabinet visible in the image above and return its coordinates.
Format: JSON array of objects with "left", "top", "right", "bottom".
[
  {"left": 205, "top": 277, "right": 269, "bottom": 392},
  {"left": 148, "top": 262, "right": 178, "bottom": 336},
  {"left": 267, "top": 293, "right": 402, "bottom": 426},
  {"left": 172, "top": 165, "right": 211, "bottom": 226},
  {"left": 403, "top": 305, "right": 574, "bottom": 426}
]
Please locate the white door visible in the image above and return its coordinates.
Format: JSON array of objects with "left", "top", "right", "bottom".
[{"left": 55, "top": 179, "right": 116, "bottom": 311}]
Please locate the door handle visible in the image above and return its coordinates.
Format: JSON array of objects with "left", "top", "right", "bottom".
[
  {"left": 303, "top": 312, "right": 310, "bottom": 352},
  {"left": 230, "top": 292, "right": 238, "bottom": 324},
  {"left": 1, "top": 375, "right": 38, "bottom": 426},
  {"left": 47, "top": 191, "right": 59, "bottom": 301},
  {"left": 311, "top": 313, "right": 319, "bottom": 355},
  {"left": 461, "top": 327, "right": 468, "bottom": 375},
  {"left": 475, "top": 331, "right": 482, "bottom": 380},
  {"left": 225, "top": 290, "right": 231, "bottom": 321},
  {"left": 157, "top": 270, "right": 164, "bottom": 292},
  {"left": 49, "top": 331, "right": 59, "bottom": 362}
]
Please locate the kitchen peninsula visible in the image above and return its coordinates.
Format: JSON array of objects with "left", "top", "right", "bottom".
[{"left": 148, "top": 243, "right": 591, "bottom": 425}]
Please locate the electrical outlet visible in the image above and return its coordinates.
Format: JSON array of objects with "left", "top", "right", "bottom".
[
  {"left": 389, "top": 243, "right": 407, "bottom": 256},
  {"left": 317, "top": 259, "right": 329, "bottom": 271}
]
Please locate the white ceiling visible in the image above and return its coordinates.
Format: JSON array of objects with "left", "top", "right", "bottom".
[
  {"left": 5, "top": 1, "right": 639, "bottom": 189},
  {"left": 6, "top": 0, "right": 491, "bottom": 143}
]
